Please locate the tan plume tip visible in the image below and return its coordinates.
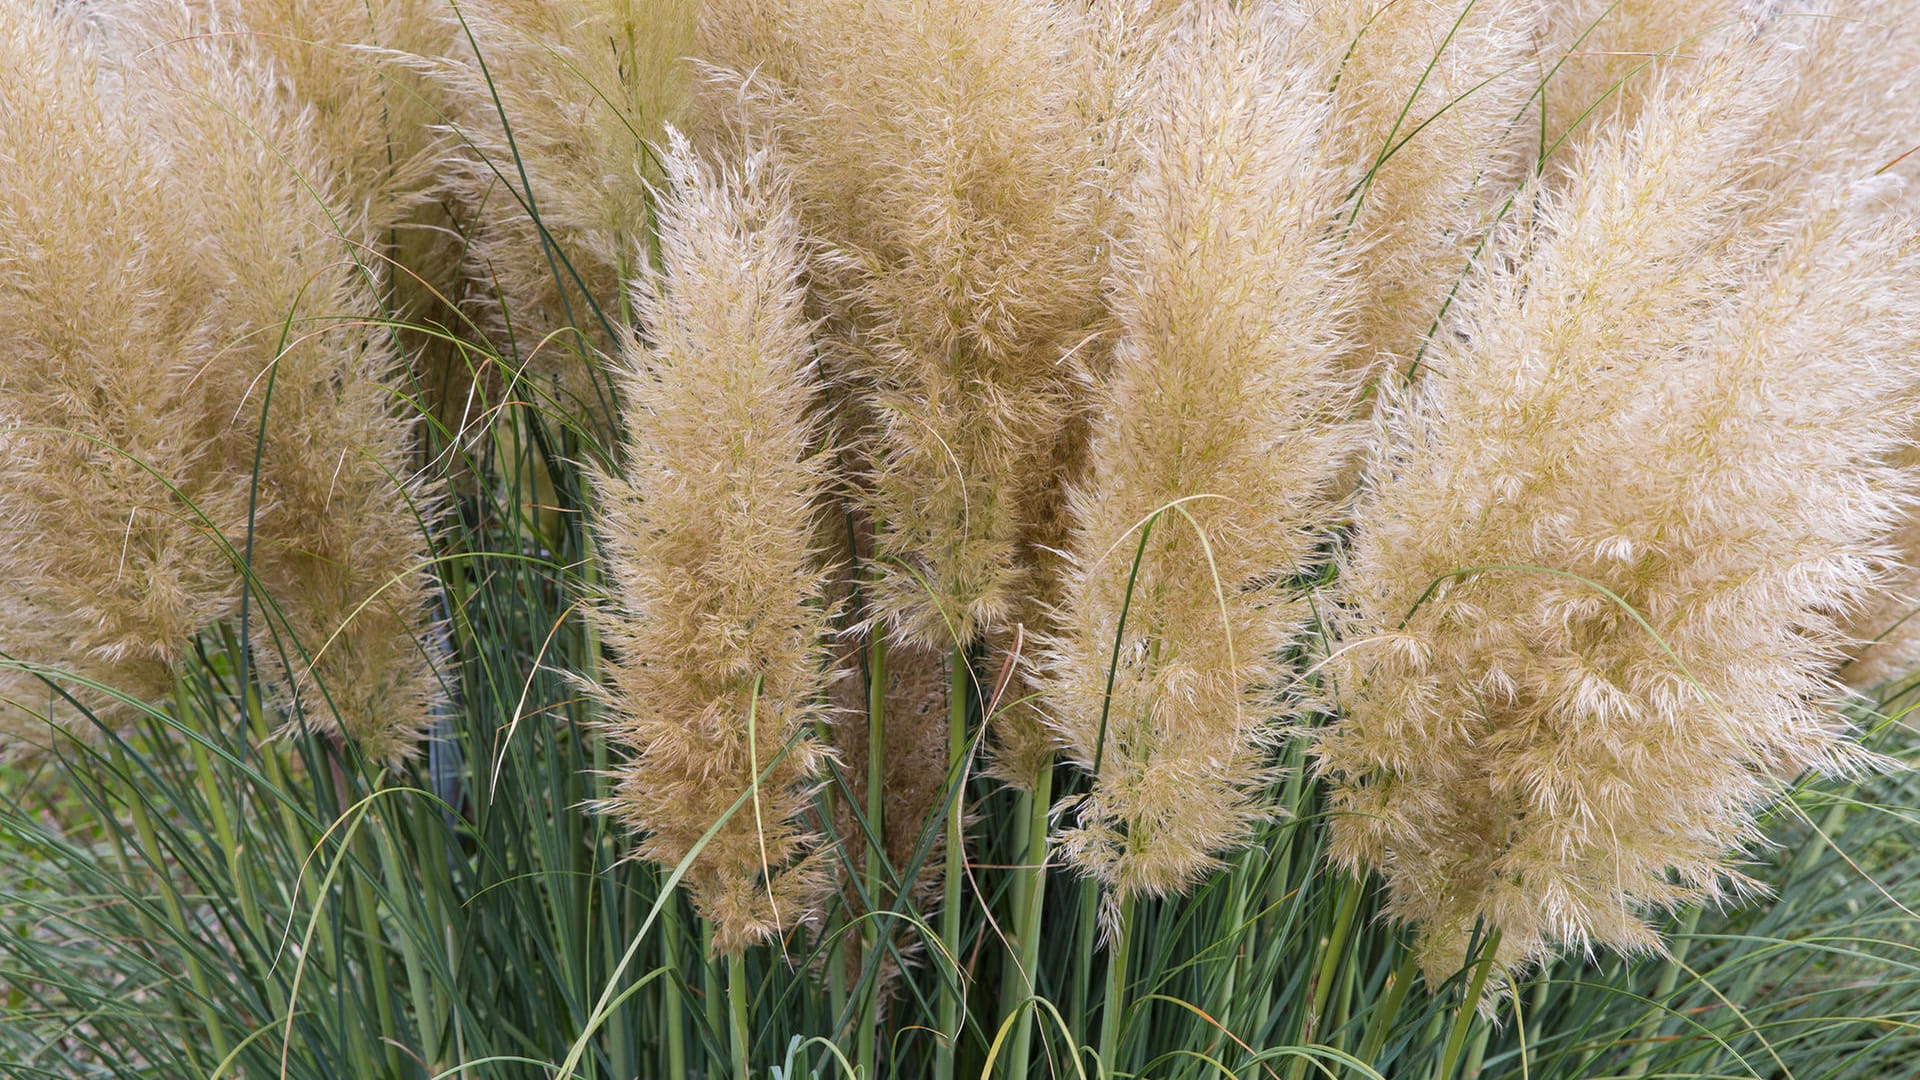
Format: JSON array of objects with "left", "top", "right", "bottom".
[
  {"left": 1043, "top": 0, "right": 1361, "bottom": 902},
  {"left": 1538, "top": 0, "right": 1743, "bottom": 174},
  {"left": 0, "top": 3, "right": 249, "bottom": 750},
  {"left": 1306, "top": 0, "right": 1545, "bottom": 379},
  {"left": 700, "top": 0, "right": 1109, "bottom": 651},
  {"left": 589, "top": 131, "right": 837, "bottom": 954},
  {"left": 126, "top": 8, "right": 446, "bottom": 765},
  {"left": 1316, "top": 33, "right": 1920, "bottom": 984},
  {"left": 439, "top": 0, "right": 697, "bottom": 406}
]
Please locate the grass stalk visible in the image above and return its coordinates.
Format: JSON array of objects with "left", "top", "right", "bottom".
[
  {"left": 1098, "top": 891, "right": 1136, "bottom": 1074},
  {"left": 1623, "top": 905, "right": 1702, "bottom": 1078},
  {"left": 999, "top": 757, "right": 1054, "bottom": 1080},
  {"left": 1287, "top": 874, "right": 1363, "bottom": 1080},
  {"left": 859, "top": 629, "right": 887, "bottom": 1079},
  {"left": 728, "top": 951, "right": 751, "bottom": 1080},
  {"left": 663, "top": 883, "right": 690, "bottom": 1080},
  {"left": 1435, "top": 929, "right": 1502, "bottom": 1080},
  {"left": 1357, "top": 947, "right": 1419, "bottom": 1066},
  {"left": 1070, "top": 877, "right": 1099, "bottom": 1047},
  {"left": 936, "top": 648, "right": 970, "bottom": 1080},
  {"left": 704, "top": 923, "right": 727, "bottom": 1080}
]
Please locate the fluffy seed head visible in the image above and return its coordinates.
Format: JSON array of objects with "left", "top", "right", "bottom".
[
  {"left": 0, "top": 0, "right": 444, "bottom": 764},
  {"left": 1539, "top": 0, "right": 1742, "bottom": 170},
  {"left": 702, "top": 0, "right": 1110, "bottom": 651},
  {"left": 1316, "top": 33, "right": 1920, "bottom": 982},
  {"left": 1308, "top": 0, "right": 1545, "bottom": 376},
  {"left": 590, "top": 133, "right": 835, "bottom": 954},
  {"left": 1044, "top": 0, "right": 1360, "bottom": 900},
  {"left": 0, "top": 3, "right": 249, "bottom": 750},
  {"left": 441, "top": 0, "right": 697, "bottom": 407}
]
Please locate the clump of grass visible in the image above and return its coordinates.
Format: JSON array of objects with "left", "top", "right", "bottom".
[{"left": 5, "top": 3, "right": 1920, "bottom": 1080}]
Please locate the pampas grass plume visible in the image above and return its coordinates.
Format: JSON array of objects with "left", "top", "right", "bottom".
[
  {"left": 0, "top": 3, "right": 245, "bottom": 748},
  {"left": 443, "top": 0, "right": 696, "bottom": 387},
  {"left": 1045, "top": 0, "right": 1359, "bottom": 900},
  {"left": 590, "top": 132, "right": 835, "bottom": 954},
  {"left": 131, "top": 5, "right": 444, "bottom": 764},
  {"left": 1316, "top": 30, "right": 1920, "bottom": 980},
  {"left": 703, "top": 0, "right": 1109, "bottom": 653},
  {"left": 1311, "top": 0, "right": 1544, "bottom": 374},
  {"left": 0, "top": 0, "right": 444, "bottom": 765}
]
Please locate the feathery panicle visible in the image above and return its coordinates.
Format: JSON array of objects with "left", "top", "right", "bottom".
[
  {"left": 125, "top": 4, "right": 445, "bottom": 764},
  {"left": 442, "top": 0, "right": 696, "bottom": 399},
  {"left": 1758, "top": 2, "right": 1920, "bottom": 690},
  {"left": 1316, "top": 34, "right": 1920, "bottom": 982},
  {"left": 0, "top": 3, "right": 250, "bottom": 751},
  {"left": 1045, "top": 1, "right": 1359, "bottom": 901},
  {"left": 1539, "top": 0, "right": 1740, "bottom": 168},
  {"left": 702, "top": 0, "right": 1109, "bottom": 652},
  {"left": 0, "top": 1, "right": 443, "bottom": 763},
  {"left": 1308, "top": 0, "right": 1545, "bottom": 376},
  {"left": 167, "top": 0, "right": 454, "bottom": 240},
  {"left": 591, "top": 133, "right": 835, "bottom": 954}
]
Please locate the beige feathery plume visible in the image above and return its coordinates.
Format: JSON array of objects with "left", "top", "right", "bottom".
[
  {"left": 126, "top": 9, "right": 445, "bottom": 765},
  {"left": 1045, "top": 1, "right": 1360, "bottom": 901},
  {"left": 163, "top": 0, "right": 453, "bottom": 240},
  {"left": 591, "top": 133, "right": 835, "bottom": 954},
  {"left": 1538, "top": 0, "right": 1739, "bottom": 168},
  {"left": 700, "top": 0, "right": 1109, "bottom": 654},
  {"left": 1754, "top": 1, "right": 1920, "bottom": 691},
  {"left": 1316, "top": 32, "right": 1920, "bottom": 982},
  {"left": 442, "top": 0, "right": 696, "bottom": 407},
  {"left": 0, "top": 3, "right": 249, "bottom": 751},
  {"left": 1307, "top": 0, "right": 1545, "bottom": 378},
  {"left": 0, "top": 1, "right": 444, "bottom": 765}
]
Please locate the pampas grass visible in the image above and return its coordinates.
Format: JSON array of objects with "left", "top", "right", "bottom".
[
  {"left": 702, "top": 0, "right": 1109, "bottom": 654},
  {"left": 1046, "top": 0, "right": 1357, "bottom": 903},
  {"left": 0, "top": 0, "right": 442, "bottom": 764},
  {"left": 441, "top": 0, "right": 696, "bottom": 412},
  {"left": 1315, "top": 24, "right": 1920, "bottom": 981},
  {"left": 6, "top": 1, "right": 1920, "bottom": 1077},
  {"left": 589, "top": 132, "right": 834, "bottom": 954},
  {"left": 0, "top": 3, "right": 243, "bottom": 748}
]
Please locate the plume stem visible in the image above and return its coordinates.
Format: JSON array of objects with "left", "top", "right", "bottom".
[
  {"left": 1296, "top": 874, "right": 1365, "bottom": 1077},
  {"left": 662, "top": 888, "right": 688, "bottom": 1079},
  {"left": 727, "top": 950, "right": 751, "bottom": 1080},
  {"left": 937, "top": 648, "right": 970, "bottom": 1080},
  {"left": 1436, "top": 928, "right": 1504, "bottom": 1080},
  {"left": 999, "top": 756, "right": 1054, "bottom": 1079},
  {"left": 858, "top": 628, "right": 887, "bottom": 1080},
  {"left": 1098, "top": 890, "right": 1136, "bottom": 1071}
]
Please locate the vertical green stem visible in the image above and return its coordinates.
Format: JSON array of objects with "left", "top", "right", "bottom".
[
  {"left": 858, "top": 631, "right": 886, "bottom": 1080},
  {"left": 728, "top": 951, "right": 751, "bottom": 1080},
  {"left": 703, "top": 923, "right": 727, "bottom": 1080},
  {"left": 936, "top": 649, "right": 969, "bottom": 1080},
  {"left": 1288, "top": 874, "right": 1363, "bottom": 1080},
  {"left": 1435, "top": 929, "right": 1502, "bottom": 1080},
  {"left": 663, "top": 886, "right": 689, "bottom": 1080},
  {"left": 1069, "top": 881, "right": 1098, "bottom": 1048},
  {"left": 1357, "top": 947, "right": 1419, "bottom": 1066},
  {"left": 1624, "top": 906, "right": 1701, "bottom": 1078},
  {"left": 1097, "top": 892, "right": 1135, "bottom": 1073},
  {"left": 1000, "top": 758, "right": 1054, "bottom": 1080}
]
